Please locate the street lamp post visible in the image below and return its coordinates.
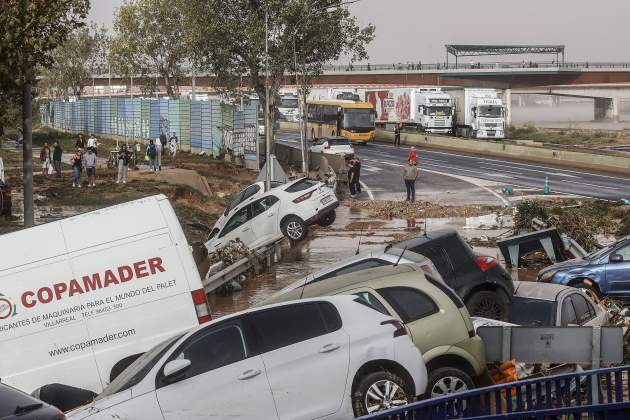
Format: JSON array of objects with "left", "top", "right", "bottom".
[{"left": 265, "top": 7, "right": 272, "bottom": 191}]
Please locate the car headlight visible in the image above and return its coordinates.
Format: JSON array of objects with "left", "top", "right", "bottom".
[{"left": 538, "top": 270, "right": 558, "bottom": 282}]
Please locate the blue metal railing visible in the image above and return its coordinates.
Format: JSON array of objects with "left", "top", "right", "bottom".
[{"left": 360, "top": 365, "right": 630, "bottom": 420}]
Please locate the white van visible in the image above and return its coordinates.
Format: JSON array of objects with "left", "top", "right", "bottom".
[{"left": 0, "top": 195, "right": 211, "bottom": 394}]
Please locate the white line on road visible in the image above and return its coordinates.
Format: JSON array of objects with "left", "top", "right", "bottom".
[
  {"left": 478, "top": 166, "right": 525, "bottom": 176},
  {"left": 359, "top": 181, "right": 375, "bottom": 201},
  {"left": 561, "top": 180, "right": 620, "bottom": 190}
]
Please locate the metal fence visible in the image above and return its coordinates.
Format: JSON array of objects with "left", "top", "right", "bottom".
[
  {"left": 40, "top": 98, "right": 258, "bottom": 155},
  {"left": 322, "top": 62, "right": 630, "bottom": 73},
  {"left": 360, "top": 365, "right": 630, "bottom": 420}
]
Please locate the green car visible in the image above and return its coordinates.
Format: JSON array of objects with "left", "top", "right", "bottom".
[{"left": 261, "top": 264, "right": 487, "bottom": 398}]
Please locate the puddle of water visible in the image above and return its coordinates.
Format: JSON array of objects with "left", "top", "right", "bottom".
[{"left": 209, "top": 205, "right": 516, "bottom": 317}]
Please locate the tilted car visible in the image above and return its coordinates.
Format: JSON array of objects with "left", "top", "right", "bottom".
[
  {"left": 205, "top": 178, "right": 338, "bottom": 253},
  {"left": 537, "top": 236, "right": 630, "bottom": 299},
  {"left": 395, "top": 230, "right": 515, "bottom": 320},
  {"left": 504, "top": 281, "right": 608, "bottom": 327},
  {"left": 310, "top": 136, "right": 355, "bottom": 159},
  {"left": 67, "top": 296, "right": 427, "bottom": 419},
  {"left": 261, "top": 264, "right": 487, "bottom": 399},
  {"left": 0, "top": 382, "right": 65, "bottom": 420}
]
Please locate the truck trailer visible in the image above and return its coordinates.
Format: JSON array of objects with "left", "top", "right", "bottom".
[
  {"left": 365, "top": 87, "right": 453, "bottom": 134},
  {"left": 448, "top": 88, "right": 506, "bottom": 139}
]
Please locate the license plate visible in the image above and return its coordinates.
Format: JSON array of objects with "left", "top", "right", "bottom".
[{"left": 321, "top": 195, "right": 333, "bottom": 205}]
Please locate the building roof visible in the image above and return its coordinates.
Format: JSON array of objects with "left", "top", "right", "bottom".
[{"left": 445, "top": 45, "right": 565, "bottom": 57}]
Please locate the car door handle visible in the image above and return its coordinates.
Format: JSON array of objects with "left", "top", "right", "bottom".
[
  {"left": 238, "top": 369, "right": 262, "bottom": 380},
  {"left": 319, "top": 343, "right": 340, "bottom": 353}
]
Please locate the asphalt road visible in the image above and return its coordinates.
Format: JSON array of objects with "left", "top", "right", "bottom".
[{"left": 277, "top": 132, "right": 630, "bottom": 202}]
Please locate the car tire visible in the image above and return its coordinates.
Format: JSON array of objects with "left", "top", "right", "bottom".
[
  {"left": 466, "top": 289, "right": 509, "bottom": 321},
  {"left": 281, "top": 216, "right": 308, "bottom": 241},
  {"left": 573, "top": 281, "right": 601, "bottom": 300},
  {"left": 316, "top": 210, "right": 336, "bottom": 227},
  {"left": 352, "top": 371, "right": 413, "bottom": 417},
  {"left": 425, "top": 367, "right": 474, "bottom": 399}
]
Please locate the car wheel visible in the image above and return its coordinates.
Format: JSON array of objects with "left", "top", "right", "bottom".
[
  {"left": 466, "top": 289, "right": 509, "bottom": 321},
  {"left": 281, "top": 216, "right": 308, "bottom": 241},
  {"left": 425, "top": 367, "right": 474, "bottom": 399},
  {"left": 316, "top": 210, "right": 336, "bottom": 227},
  {"left": 574, "top": 281, "right": 601, "bottom": 301},
  {"left": 352, "top": 371, "right": 412, "bottom": 417}
]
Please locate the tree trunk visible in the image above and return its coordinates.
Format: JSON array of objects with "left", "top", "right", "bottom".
[{"left": 21, "top": 0, "right": 34, "bottom": 228}]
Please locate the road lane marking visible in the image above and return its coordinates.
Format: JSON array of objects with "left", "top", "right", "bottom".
[
  {"left": 562, "top": 180, "right": 620, "bottom": 190},
  {"left": 359, "top": 181, "right": 375, "bottom": 201},
  {"left": 479, "top": 166, "right": 524, "bottom": 176}
]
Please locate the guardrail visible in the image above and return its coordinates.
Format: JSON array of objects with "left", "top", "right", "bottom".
[
  {"left": 321, "top": 61, "right": 630, "bottom": 72},
  {"left": 360, "top": 365, "right": 630, "bottom": 420}
]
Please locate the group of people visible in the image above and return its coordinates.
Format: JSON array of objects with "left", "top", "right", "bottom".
[{"left": 146, "top": 131, "right": 179, "bottom": 172}]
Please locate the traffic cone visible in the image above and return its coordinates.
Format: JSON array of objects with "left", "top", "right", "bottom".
[{"left": 543, "top": 176, "right": 550, "bottom": 194}]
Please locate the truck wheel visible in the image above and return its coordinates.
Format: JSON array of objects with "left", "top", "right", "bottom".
[
  {"left": 466, "top": 289, "right": 509, "bottom": 321},
  {"left": 281, "top": 216, "right": 308, "bottom": 241},
  {"left": 352, "top": 371, "right": 413, "bottom": 417},
  {"left": 317, "top": 210, "right": 336, "bottom": 227}
]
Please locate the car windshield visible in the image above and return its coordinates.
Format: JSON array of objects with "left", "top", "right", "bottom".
[
  {"left": 425, "top": 106, "right": 452, "bottom": 116},
  {"left": 279, "top": 98, "right": 298, "bottom": 109},
  {"left": 96, "top": 334, "right": 183, "bottom": 400},
  {"left": 585, "top": 240, "right": 628, "bottom": 260},
  {"left": 507, "top": 297, "right": 555, "bottom": 326},
  {"left": 478, "top": 106, "right": 503, "bottom": 117},
  {"left": 343, "top": 108, "right": 375, "bottom": 130}
]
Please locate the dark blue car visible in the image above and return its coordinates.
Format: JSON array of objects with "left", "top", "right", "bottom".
[{"left": 537, "top": 236, "right": 630, "bottom": 298}]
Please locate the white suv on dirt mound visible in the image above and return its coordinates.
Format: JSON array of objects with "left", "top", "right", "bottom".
[
  {"left": 205, "top": 178, "right": 338, "bottom": 254},
  {"left": 67, "top": 296, "right": 427, "bottom": 419}
]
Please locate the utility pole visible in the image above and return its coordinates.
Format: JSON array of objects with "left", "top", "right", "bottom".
[
  {"left": 294, "top": 40, "right": 307, "bottom": 174},
  {"left": 264, "top": 6, "right": 271, "bottom": 190},
  {"left": 21, "top": 0, "right": 34, "bottom": 227}
]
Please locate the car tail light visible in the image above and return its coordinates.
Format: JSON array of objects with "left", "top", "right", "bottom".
[
  {"left": 191, "top": 288, "right": 212, "bottom": 324},
  {"left": 474, "top": 256, "right": 498, "bottom": 272},
  {"left": 381, "top": 319, "right": 407, "bottom": 337},
  {"left": 293, "top": 190, "right": 314, "bottom": 203}
]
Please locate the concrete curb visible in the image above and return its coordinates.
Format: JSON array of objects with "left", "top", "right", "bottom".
[{"left": 377, "top": 129, "right": 630, "bottom": 175}]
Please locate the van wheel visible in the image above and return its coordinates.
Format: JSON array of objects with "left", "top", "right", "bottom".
[
  {"left": 352, "top": 371, "right": 412, "bottom": 417},
  {"left": 110, "top": 353, "right": 143, "bottom": 382},
  {"left": 316, "top": 211, "right": 336, "bottom": 227},
  {"left": 425, "top": 367, "right": 474, "bottom": 399},
  {"left": 466, "top": 289, "right": 509, "bottom": 321},
  {"left": 281, "top": 216, "right": 308, "bottom": 241}
]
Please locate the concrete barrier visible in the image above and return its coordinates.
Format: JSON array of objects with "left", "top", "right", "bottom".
[
  {"left": 377, "top": 129, "right": 630, "bottom": 175},
  {"left": 273, "top": 142, "right": 347, "bottom": 175}
]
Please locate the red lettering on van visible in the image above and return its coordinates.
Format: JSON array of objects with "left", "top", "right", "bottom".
[
  {"left": 68, "top": 279, "right": 84, "bottom": 297},
  {"left": 38, "top": 287, "right": 53, "bottom": 304},
  {"left": 22, "top": 291, "right": 36, "bottom": 308},
  {"left": 82, "top": 273, "right": 102, "bottom": 292},
  {"left": 103, "top": 270, "right": 119, "bottom": 287},
  {"left": 53, "top": 282, "right": 68, "bottom": 300},
  {"left": 133, "top": 261, "right": 149, "bottom": 278},
  {"left": 118, "top": 265, "right": 133, "bottom": 283},
  {"left": 148, "top": 257, "right": 165, "bottom": 275}
]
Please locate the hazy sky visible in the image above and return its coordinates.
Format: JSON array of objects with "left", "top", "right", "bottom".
[{"left": 89, "top": 0, "right": 630, "bottom": 63}]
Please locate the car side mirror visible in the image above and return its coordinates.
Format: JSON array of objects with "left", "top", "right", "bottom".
[
  {"left": 610, "top": 254, "right": 624, "bottom": 263},
  {"left": 163, "top": 359, "right": 191, "bottom": 383}
]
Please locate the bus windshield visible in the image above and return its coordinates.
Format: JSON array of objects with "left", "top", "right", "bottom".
[
  {"left": 425, "top": 106, "right": 452, "bottom": 116},
  {"left": 279, "top": 98, "right": 298, "bottom": 109},
  {"left": 343, "top": 108, "right": 374, "bottom": 130},
  {"left": 478, "top": 106, "right": 503, "bottom": 118}
]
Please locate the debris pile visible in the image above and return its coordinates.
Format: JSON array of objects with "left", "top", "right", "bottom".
[
  {"left": 209, "top": 239, "right": 251, "bottom": 266},
  {"left": 348, "top": 200, "right": 501, "bottom": 219}
]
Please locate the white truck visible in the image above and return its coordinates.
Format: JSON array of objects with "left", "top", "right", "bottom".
[
  {"left": 0, "top": 195, "right": 211, "bottom": 395},
  {"left": 448, "top": 88, "right": 506, "bottom": 139},
  {"left": 365, "top": 87, "right": 454, "bottom": 133}
]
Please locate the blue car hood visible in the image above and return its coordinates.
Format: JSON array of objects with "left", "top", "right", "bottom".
[{"left": 540, "top": 258, "right": 591, "bottom": 273}]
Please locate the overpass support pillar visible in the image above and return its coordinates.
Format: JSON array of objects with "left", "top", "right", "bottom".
[
  {"left": 594, "top": 98, "right": 613, "bottom": 121},
  {"left": 504, "top": 88, "right": 512, "bottom": 127},
  {"left": 613, "top": 97, "right": 621, "bottom": 123}
]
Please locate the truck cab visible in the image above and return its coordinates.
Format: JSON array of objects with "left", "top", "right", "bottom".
[
  {"left": 416, "top": 89, "right": 453, "bottom": 134},
  {"left": 471, "top": 98, "right": 505, "bottom": 139}
]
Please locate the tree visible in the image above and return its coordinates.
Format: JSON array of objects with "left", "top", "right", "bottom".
[
  {"left": 185, "top": 0, "right": 375, "bottom": 146},
  {"left": 0, "top": 0, "right": 89, "bottom": 227},
  {"left": 110, "top": 0, "right": 190, "bottom": 98},
  {"left": 43, "top": 24, "right": 109, "bottom": 100}
]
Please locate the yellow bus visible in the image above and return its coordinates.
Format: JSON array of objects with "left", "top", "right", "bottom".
[{"left": 306, "top": 100, "right": 375, "bottom": 144}]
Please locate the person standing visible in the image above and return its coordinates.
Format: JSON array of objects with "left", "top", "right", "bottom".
[
  {"left": 407, "top": 146, "right": 417, "bottom": 165},
  {"left": 87, "top": 133, "right": 98, "bottom": 156},
  {"left": 71, "top": 149, "right": 83, "bottom": 188},
  {"left": 84, "top": 147, "right": 97, "bottom": 187},
  {"left": 154, "top": 136, "right": 162, "bottom": 171},
  {"left": 76, "top": 134, "right": 87, "bottom": 150},
  {"left": 347, "top": 160, "right": 357, "bottom": 198},
  {"left": 403, "top": 159, "right": 419, "bottom": 202},
  {"left": 146, "top": 140, "right": 157, "bottom": 171},
  {"left": 169, "top": 131, "right": 178, "bottom": 159},
  {"left": 352, "top": 157, "right": 362, "bottom": 194},
  {"left": 40, "top": 141, "right": 51, "bottom": 177},
  {"left": 394, "top": 123, "right": 401, "bottom": 146},
  {"left": 52, "top": 141, "right": 63, "bottom": 178},
  {"left": 116, "top": 144, "right": 131, "bottom": 184}
]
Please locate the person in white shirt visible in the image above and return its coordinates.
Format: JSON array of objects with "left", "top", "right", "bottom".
[
  {"left": 87, "top": 134, "right": 98, "bottom": 156},
  {"left": 155, "top": 137, "right": 162, "bottom": 170},
  {"left": 169, "top": 132, "right": 178, "bottom": 160}
]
